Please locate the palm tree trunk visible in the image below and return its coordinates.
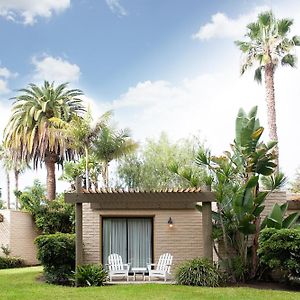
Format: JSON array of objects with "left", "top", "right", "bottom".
[
  {"left": 14, "top": 169, "right": 19, "bottom": 209},
  {"left": 265, "top": 63, "right": 279, "bottom": 171},
  {"left": 85, "top": 147, "right": 90, "bottom": 189},
  {"left": 102, "top": 162, "right": 109, "bottom": 188},
  {"left": 45, "top": 153, "right": 58, "bottom": 200},
  {"left": 6, "top": 171, "right": 10, "bottom": 209}
]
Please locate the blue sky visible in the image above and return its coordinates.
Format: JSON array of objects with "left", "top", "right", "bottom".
[
  {"left": 1, "top": 0, "right": 250, "bottom": 99},
  {"left": 1, "top": 0, "right": 300, "bottom": 203}
]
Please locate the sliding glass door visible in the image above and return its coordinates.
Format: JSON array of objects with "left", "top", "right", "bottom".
[{"left": 103, "top": 217, "right": 152, "bottom": 268}]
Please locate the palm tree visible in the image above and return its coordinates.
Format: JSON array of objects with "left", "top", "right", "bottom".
[
  {"left": 0, "top": 145, "right": 11, "bottom": 209},
  {"left": 235, "top": 11, "right": 300, "bottom": 169},
  {"left": 93, "top": 126, "right": 138, "bottom": 187},
  {"left": 12, "top": 160, "right": 28, "bottom": 209},
  {"left": 4, "top": 81, "right": 85, "bottom": 200},
  {"left": 66, "top": 110, "right": 112, "bottom": 189}
]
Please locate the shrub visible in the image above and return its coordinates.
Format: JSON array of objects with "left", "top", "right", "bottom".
[
  {"left": 258, "top": 228, "right": 300, "bottom": 279},
  {"left": 75, "top": 264, "right": 108, "bottom": 286},
  {"left": 0, "top": 256, "right": 24, "bottom": 269},
  {"left": 17, "top": 181, "right": 75, "bottom": 234},
  {"left": 35, "top": 233, "right": 75, "bottom": 284},
  {"left": 175, "top": 258, "right": 223, "bottom": 287}
]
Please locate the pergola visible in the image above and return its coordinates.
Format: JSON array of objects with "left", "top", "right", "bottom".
[{"left": 65, "top": 178, "right": 216, "bottom": 268}]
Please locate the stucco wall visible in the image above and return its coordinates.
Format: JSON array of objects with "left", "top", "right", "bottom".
[
  {"left": 82, "top": 203, "right": 203, "bottom": 270},
  {"left": 0, "top": 210, "right": 39, "bottom": 265}
]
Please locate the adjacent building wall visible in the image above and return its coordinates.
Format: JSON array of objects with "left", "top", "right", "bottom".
[
  {"left": 82, "top": 203, "right": 203, "bottom": 269},
  {"left": 0, "top": 210, "right": 39, "bottom": 265}
]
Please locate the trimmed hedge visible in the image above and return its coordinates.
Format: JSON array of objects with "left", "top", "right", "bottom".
[
  {"left": 258, "top": 228, "right": 300, "bottom": 279},
  {"left": 75, "top": 264, "right": 108, "bottom": 287},
  {"left": 35, "top": 233, "right": 75, "bottom": 285},
  {"left": 175, "top": 258, "right": 223, "bottom": 287},
  {"left": 0, "top": 256, "right": 24, "bottom": 269}
]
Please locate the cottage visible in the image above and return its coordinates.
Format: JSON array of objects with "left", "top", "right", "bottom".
[{"left": 64, "top": 179, "right": 215, "bottom": 272}]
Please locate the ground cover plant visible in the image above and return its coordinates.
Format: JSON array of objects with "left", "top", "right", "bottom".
[
  {"left": 0, "top": 267, "right": 299, "bottom": 300},
  {"left": 176, "top": 258, "right": 223, "bottom": 287},
  {"left": 75, "top": 264, "right": 108, "bottom": 287}
]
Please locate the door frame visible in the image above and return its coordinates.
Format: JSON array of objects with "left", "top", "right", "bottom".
[{"left": 101, "top": 216, "right": 154, "bottom": 266}]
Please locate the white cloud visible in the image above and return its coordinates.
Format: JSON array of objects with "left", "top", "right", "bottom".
[
  {"left": 105, "top": 0, "right": 127, "bottom": 17},
  {"left": 0, "top": 66, "right": 17, "bottom": 94},
  {"left": 192, "top": 6, "right": 268, "bottom": 40},
  {"left": 104, "top": 53, "right": 300, "bottom": 180},
  {"left": 32, "top": 55, "right": 81, "bottom": 83},
  {"left": 0, "top": 0, "right": 71, "bottom": 25}
]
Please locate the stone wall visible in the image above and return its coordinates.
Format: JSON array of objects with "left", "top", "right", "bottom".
[{"left": 0, "top": 210, "right": 39, "bottom": 265}]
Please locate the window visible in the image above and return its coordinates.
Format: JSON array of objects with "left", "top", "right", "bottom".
[{"left": 102, "top": 217, "right": 153, "bottom": 268}]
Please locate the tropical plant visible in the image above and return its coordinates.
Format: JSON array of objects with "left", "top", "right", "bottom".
[
  {"left": 235, "top": 11, "right": 300, "bottom": 169},
  {"left": 65, "top": 110, "right": 111, "bottom": 188},
  {"left": 75, "top": 264, "right": 108, "bottom": 287},
  {"left": 60, "top": 155, "right": 101, "bottom": 189},
  {"left": 176, "top": 258, "right": 223, "bottom": 287},
  {"left": 4, "top": 81, "right": 85, "bottom": 200},
  {"left": 172, "top": 107, "right": 282, "bottom": 281},
  {"left": 94, "top": 126, "right": 138, "bottom": 187},
  {"left": 261, "top": 202, "right": 299, "bottom": 229}
]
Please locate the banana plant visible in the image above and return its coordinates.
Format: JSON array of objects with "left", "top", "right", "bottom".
[{"left": 261, "top": 202, "right": 299, "bottom": 229}]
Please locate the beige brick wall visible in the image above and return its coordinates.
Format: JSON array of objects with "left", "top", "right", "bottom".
[
  {"left": 0, "top": 210, "right": 39, "bottom": 265},
  {"left": 263, "top": 191, "right": 287, "bottom": 217},
  {"left": 82, "top": 204, "right": 203, "bottom": 270},
  {"left": 0, "top": 210, "right": 10, "bottom": 253}
]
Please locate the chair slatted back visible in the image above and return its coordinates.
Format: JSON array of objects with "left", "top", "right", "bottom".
[
  {"left": 157, "top": 253, "right": 173, "bottom": 273},
  {"left": 108, "top": 253, "right": 124, "bottom": 271}
]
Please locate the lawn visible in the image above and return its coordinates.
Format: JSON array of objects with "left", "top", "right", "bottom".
[{"left": 0, "top": 267, "right": 299, "bottom": 300}]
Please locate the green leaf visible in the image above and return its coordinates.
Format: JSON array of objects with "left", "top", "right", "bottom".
[
  {"left": 246, "top": 176, "right": 259, "bottom": 189},
  {"left": 253, "top": 205, "right": 265, "bottom": 217},
  {"left": 268, "top": 203, "right": 283, "bottom": 227},
  {"left": 282, "top": 213, "right": 299, "bottom": 228}
]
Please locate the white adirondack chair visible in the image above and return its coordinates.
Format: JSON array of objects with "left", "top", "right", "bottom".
[
  {"left": 107, "top": 253, "right": 130, "bottom": 281},
  {"left": 147, "top": 253, "right": 173, "bottom": 282}
]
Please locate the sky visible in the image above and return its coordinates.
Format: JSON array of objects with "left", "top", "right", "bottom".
[{"left": 0, "top": 0, "right": 300, "bottom": 205}]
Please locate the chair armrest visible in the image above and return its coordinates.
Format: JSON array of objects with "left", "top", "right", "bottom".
[
  {"left": 123, "top": 263, "right": 130, "bottom": 270},
  {"left": 147, "top": 263, "right": 156, "bottom": 271}
]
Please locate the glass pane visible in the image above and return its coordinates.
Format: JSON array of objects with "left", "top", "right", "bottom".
[
  {"left": 103, "top": 218, "right": 127, "bottom": 267},
  {"left": 128, "top": 218, "right": 152, "bottom": 268}
]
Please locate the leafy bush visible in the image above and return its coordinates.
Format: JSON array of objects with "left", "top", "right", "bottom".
[
  {"left": 17, "top": 181, "right": 75, "bottom": 234},
  {"left": 258, "top": 228, "right": 300, "bottom": 279},
  {"left": 0, "top": 256, "right": 24, "bottom": 269},
  {"left": 75, "top": 264, "right": 108, "bottom": 286},
  {"left": 35, "top": 233, "right": 75, "bottom": 284},
  {"left": 175, "top": 258, "right": 223, "bottom": 287}
]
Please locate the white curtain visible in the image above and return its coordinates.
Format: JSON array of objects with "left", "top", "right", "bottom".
[
  {"left": 103, "top": 218, "right": 127, "bottom": 266},
  {"left": 128, "top": 218, "right": 152, "bottom": 268},
  {"left": 103, "top": 218, "right": 152, "bottom": 268}
]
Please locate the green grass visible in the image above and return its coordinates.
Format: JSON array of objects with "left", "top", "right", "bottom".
[{"left": 0, "top": 267, "right": 299, "bottom": 300}]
